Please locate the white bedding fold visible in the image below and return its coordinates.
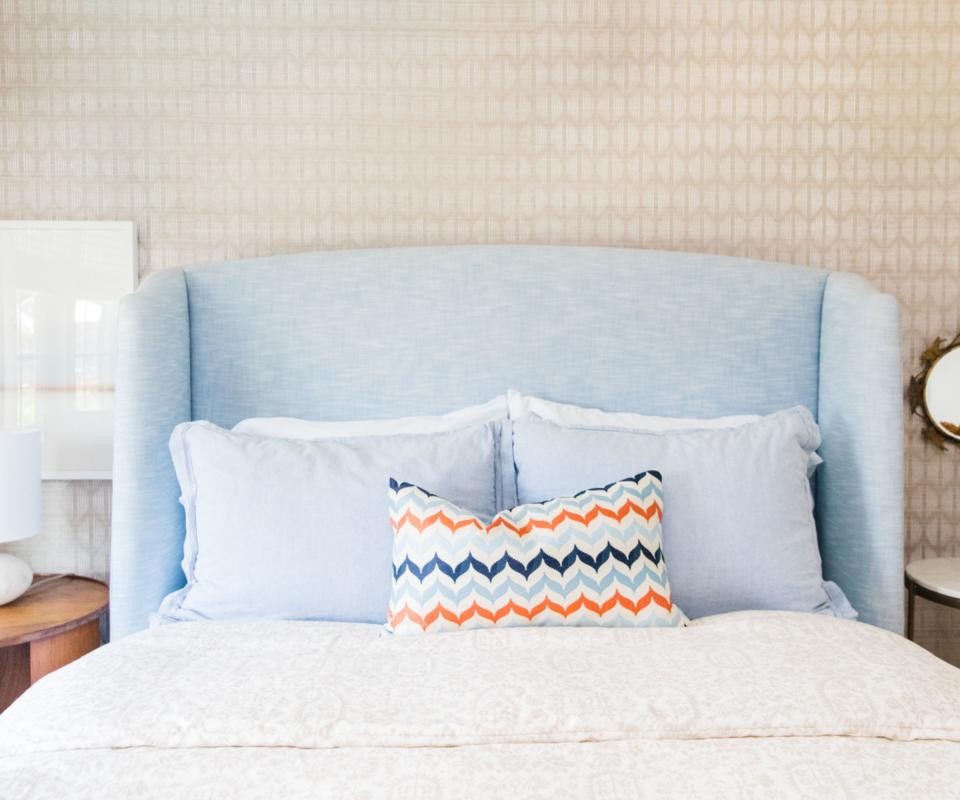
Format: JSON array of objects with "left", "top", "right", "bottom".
[{"left": 2, "top": 611, "right": 959, "bottom": 799}]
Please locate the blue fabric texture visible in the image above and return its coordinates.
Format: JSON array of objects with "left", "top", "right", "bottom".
[
  {"left": 512, "top": 408, "right": 851, "bottom": 620},
  {"left": 157, "top": 420, "right": 504, "bottom": 625},
  {"left": 110, "top": 245, "right": 904, "bottom": 637},
  {"left": 183, "top": 246, "right": 826, "bottom": 424},
  {"left": 110, "top": 269, "right": 192, "bottom": 640},
  {"left": 817, "top": 272, "right": 904, "bottom": 633}
]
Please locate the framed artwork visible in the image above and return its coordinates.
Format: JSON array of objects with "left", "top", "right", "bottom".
[{"left": 0, "top": 221, "right": 138, "bottom": 479}]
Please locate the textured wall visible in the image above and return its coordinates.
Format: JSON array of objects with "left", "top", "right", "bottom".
[{"left": 1, "top": 1, "right": 958, "bottom": 660}]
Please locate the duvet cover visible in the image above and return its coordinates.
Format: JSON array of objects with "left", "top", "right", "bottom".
[{"left": 1, "top": 611, "right": 959, "bottom": 799}]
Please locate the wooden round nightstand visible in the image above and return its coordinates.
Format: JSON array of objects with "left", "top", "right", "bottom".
[
  {"left": 0, "top": 575, "right": 108, "bottom": 712},
  {"left": 905, "top": 557, "right": 960, "bottom": 641}
]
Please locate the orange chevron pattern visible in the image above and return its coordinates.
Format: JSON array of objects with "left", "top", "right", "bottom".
[
  {"left": 389, "top": 588, "right": 674, "bottom": 631},
  {"left": 386, "top": 473, "right": 686, "bottom": 635},
  {"left": 390, "top": 498, "right": 664, "bottom": 537}
]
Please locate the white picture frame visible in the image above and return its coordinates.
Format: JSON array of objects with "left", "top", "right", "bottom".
[{"left": 0, "top": 221, "right": 138, "bottom": 479}]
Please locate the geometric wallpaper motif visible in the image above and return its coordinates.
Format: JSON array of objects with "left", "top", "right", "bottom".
[{"left": 1, "top": 1, "right": 958, "bottom": 661}]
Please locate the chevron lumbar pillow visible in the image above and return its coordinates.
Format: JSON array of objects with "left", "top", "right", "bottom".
[{"left": 386, "top": 471, "right": 685, "bottom": 634}]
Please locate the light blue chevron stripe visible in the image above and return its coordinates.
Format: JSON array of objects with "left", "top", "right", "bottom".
[{"left": 394, "top": 520, "right": 655, "bottom": 562}]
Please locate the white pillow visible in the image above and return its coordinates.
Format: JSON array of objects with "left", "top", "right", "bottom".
[
  {"left": 506, "top": 390, "right": 759, "bottom": 430},
  {"left": 234, "top": 395, "right": 507, "bottom": 439},
  {"left": 506, "top": 390, "right": 822, "bottom": 476}
]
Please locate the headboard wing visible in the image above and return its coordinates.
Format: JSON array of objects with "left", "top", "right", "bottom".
[
  {"left": 111, "top": 268, "right": 191, "bottom": 640},
  {"left": 817, "top": 272, "right": 904, "bottom": 633},
  {"left": 110, "top": 246, "right": 903, "bottom": 638}
]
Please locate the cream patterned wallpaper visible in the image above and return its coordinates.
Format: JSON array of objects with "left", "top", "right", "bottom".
[{"left": 1, "top": 1, "right": 958, "bottom": 660}]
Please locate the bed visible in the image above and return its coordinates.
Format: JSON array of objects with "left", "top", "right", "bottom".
[{"left": 3, "top": 245, "right": 959, "bottom": 798}]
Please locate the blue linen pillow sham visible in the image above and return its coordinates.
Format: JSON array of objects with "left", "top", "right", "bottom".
[
  {"left": 511, "top": 406, "right": 856, "bottom": 620},
  {"left": 156, "top": 420, "right": 508, "bottom": 625}
]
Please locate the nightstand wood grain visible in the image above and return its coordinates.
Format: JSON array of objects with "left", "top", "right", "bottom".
[{"left": 0, "top": 575, "right": 108, "bottom": 712}]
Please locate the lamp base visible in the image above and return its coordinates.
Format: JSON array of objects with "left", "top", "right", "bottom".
[{"left": 0, "top": 553, "right": 33, "bottom": 605}]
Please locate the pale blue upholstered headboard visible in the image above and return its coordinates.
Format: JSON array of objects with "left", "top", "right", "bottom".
[{"left": 110, "top": 246, "right": 903, "bottom": 638}]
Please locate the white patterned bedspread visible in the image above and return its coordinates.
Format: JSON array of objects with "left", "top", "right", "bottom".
[{"left": 1, "top": 611, "right": 959, "bottom": 799}]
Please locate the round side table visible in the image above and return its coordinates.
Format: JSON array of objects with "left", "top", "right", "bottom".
[
  {"left": 0, "top": 575, "right": 108, "bottom": 712},
  {"left": 905, "top": 557, "right": 960, "bottom": 641}
]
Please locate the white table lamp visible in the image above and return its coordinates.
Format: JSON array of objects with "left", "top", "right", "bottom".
[{"left": 0, "top": 430, "right": 41, "bottom": 604}]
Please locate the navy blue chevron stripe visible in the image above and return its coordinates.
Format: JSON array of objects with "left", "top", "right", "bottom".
[{"left": 393, "top": 540, "right": 664, "bottom": 582}]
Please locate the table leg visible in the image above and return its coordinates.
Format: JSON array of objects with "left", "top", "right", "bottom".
[
  {"left": 907, "top": 580, "right": 916, "bottom": 641},
  {"left": 0, "top": 643, "right": 30, "bottom": 712}
]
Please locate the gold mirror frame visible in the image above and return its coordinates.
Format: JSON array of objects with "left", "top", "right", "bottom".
[{"left": 908, "top": 332, "right": 960, "bottom": 450}]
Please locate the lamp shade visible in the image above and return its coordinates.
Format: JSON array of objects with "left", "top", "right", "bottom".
[{"left": 0, "top": 430, "right": 41, "bottom": 544}]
